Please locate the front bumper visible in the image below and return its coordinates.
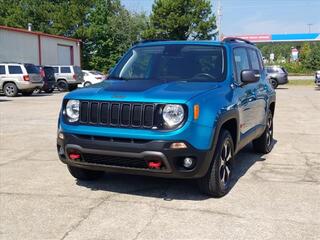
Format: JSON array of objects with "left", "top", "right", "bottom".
[{"left": 57, "top": 133, "right": 213, "bottom": 179}]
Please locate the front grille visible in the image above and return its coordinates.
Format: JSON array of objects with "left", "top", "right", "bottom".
[
  {"left": 82, "top": 153, "right": 148, "bottom": 169},
  {"left": 79, "top": 101, "right": 157, "bottom": 129}
]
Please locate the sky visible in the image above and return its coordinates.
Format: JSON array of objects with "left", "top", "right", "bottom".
[{"left": 121, "top": 0, "right": 320, "bottom": 36}]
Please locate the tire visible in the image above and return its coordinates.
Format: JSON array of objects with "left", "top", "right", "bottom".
[
  {"left": 33, "top": 87, "right": 41, "bottom": 94},
  {"left": 68, "top": 84, "right": 78, "bottom": 91},
  {"left": 270, "top": 78, "right": 278, "bottom": 89},
  {"left": 252, "top": 110, "right": 274, "bottom": 154},
  {"left": 67, "top": 165, "right": 104, "bottom": 181},
  {"left": 84, "top": 81, "right": 92, "bottom": 87},
  {"left": 57, "top": 80, "right": 68, "bottom": 92},
  {"left": 3, "top": 83, "right": 18, "bottom": 97},
  {"left": 197, "top": 129, "right": 235, "bottom": 197},
  {"left": 21, "top": 91, "right": 33, "bottom": 96}
]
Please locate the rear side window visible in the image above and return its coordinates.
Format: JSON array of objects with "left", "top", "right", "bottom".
[
  {"left": 8, "top": 66, "right": 23, "bottom": 74},
  {"left": 0, "top": 65, "right": 5, "bottom": 75},
  {"left": 248, "top": 49, "right": 261, "bottom": 71},
  {"left": 53, "top": 67, "right": 59, "bottom": 73},
  {"left": 61, "top": 67, "right": 71, "bottom": 73},
  {"left": 24, "top": 64, "right": 40, "bottom": 74},
  {"left": 233, "top": 48, "right": 250, "bottom": 82}
]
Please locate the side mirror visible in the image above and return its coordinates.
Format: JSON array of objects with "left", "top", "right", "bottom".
[{"left": 241, "top": 70, "right": 260, "bottom": 84}]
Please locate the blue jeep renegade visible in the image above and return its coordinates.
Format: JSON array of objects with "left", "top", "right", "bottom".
[{"left": 57, "top": 38, "right": 276, "bottom": 197}]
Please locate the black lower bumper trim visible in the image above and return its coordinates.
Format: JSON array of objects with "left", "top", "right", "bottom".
[{"left": 57, "top": 133, "right": 214, "bottom": 179}]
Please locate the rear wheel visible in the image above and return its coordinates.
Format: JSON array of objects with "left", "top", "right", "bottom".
[
  {"left": 270, "top": 78, "right": 278, "bottom": 89},
  {"left": 252, "top": 110, "right": 274, "bottom": 154},
  {"left": 197, "top": 129, "right": 234, "bottom": 197},
  {"left": 67, "top": 165, "right": 104, "bottom": 181},
  {"left": 84, "top": 81, "right": 92, "bottom": 87},
  {"left": 4, "top": 83, "right": 18, "bottom": 97},
  {"left": 57, "top": 80, "right": 68, "bottom": 92}
]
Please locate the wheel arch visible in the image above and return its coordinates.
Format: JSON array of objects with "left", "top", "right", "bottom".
[{"left": 210, "top": 109, "right": 240, "bottom": 157}]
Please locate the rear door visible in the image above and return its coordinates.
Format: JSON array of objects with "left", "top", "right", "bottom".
[
  {"left": 24, "top": 64, "right": 42, "bottom": 83},
  {"left": 8, "top": 65, "right": 24, "bottom": 82},
  {"left": 60, "top": 66, "right": 73, "bottom": 81}
]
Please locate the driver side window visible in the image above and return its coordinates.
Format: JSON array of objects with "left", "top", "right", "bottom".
[{"left": 233, "top": 48, "right": 249, "bottom": 83}]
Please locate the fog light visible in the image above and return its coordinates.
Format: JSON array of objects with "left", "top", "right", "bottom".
[
  {"left": 183, "top": 157, "right": 195, "bottom": 169},
  {"left": 58, "top": 146, "right": 65, "bottom": 155},
  {"left": 58, "top": 132, "right": 64, "bottom": 140},
  {"left": 170, "top": 142, "right": 187, "bottom": 149}
]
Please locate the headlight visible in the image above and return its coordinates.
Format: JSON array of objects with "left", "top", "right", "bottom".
[
  {"left": 162, "top": 104, "right": 184, "bottom": 127},
  {"left": 65, "top": 100, "right": 80, "bottom": 122}
]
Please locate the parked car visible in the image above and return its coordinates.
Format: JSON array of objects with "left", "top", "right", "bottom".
[
  {"left": 52, "top": 65, "right": 84, "bottom": 92},
  {"left": 57, "top": 38, "right": 276, "bottom": 197},
  {"left": 315, "top": 70, "right": 320, "bottom": 87},
  {"left": 0, "top": 63, "right": 43, "bottom": 97},
  {"left": 81, "top": 70, "right": 105, "bottom": 87},
  {"left": 33, "top": 66, "right": 56, "bottom": 94},
  {"left": 265, "top": 66, "right": 288, "bottom": 89}
]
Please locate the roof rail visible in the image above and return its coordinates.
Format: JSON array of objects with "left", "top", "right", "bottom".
[
  {"left": 222, "top": 37, "right": 255, "bottom": 45},
  {"left": 133, "top": 39, "right": 171, "bottom": 45}
]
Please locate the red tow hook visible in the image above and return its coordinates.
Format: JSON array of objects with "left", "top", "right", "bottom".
[
  {"left": 148, "top": 161, "right": 162, "bottom": 169},
  {"left": 69, "top": 153, "right": 81, "bottom": 160}
]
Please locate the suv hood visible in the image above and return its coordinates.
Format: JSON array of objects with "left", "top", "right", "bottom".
[{"left": 66, "top": 80, "right": 219, "bottom": 103}]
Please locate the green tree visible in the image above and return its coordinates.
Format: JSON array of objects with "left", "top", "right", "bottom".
[
  {"left": 299, "top": 43, "right": 311, "bottom": 66},
  {"left": 143, "top": 0, "right": 216, "bottom": 40},
  {"left": 86, "top": 0, "right": 148, "bottom": 72},
  {"left": 305, "top": 44, "right": 320, "bottom": 70}
]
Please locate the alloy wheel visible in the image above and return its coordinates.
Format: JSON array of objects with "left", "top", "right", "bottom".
[
  {"left": 266, "top": 115, "right": 273, "bottom": 147},
  {"left": 219, "top": 140, "right": 232, "bottom": 186},
  {"left": 5, "top": 85, "right": 15, "bottom": 95}
]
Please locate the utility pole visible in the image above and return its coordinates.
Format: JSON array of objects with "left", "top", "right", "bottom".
[
  {"left": 307, "top": 23, "right": 313, "bottom": 33},
  {"left": 216, "top": 0, "right": 222, "bottom": 40}
]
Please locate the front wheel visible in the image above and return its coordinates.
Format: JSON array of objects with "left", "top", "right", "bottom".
[
  {"left": 67, "top": 165, "right": 104, "bottom": 181},
  {"left": 84, "top": 81, "right": 92, "bottom": 87},
  {"left": 197, "top": 129, "right": 235, "bottom": 197},
  {"left": 252, "top": 110, "right": 274, "bottom": 154},
  {"left": 33, "top": 87, "right": 41, "bottom": 94}
]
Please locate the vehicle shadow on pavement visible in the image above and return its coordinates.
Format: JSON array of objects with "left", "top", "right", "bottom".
[
  {"left": 76, "top": 140, "right": 277, "bottom": 201},
  {"left": 229, "top": 140, "right": 277, "bottom": 190}
]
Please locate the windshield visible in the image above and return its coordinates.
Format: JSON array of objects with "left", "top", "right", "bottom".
[{"left": 109, "top": 44, "right": 226, "bottom": 82}]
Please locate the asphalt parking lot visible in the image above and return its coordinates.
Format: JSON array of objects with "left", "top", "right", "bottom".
[{"left": 0, "top": 86, "right": 319, "bottom": 240}]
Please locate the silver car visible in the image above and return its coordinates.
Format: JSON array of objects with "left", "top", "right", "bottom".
[
  {"left": 266, "top": 66, "right": 289, "bottom": 89},
  {"left": 52, "top": 65, "right": 84, "bottom": 91},
  {"left": 0, "top": 63, "right": 43, "bottom": 97},
  {"left": 315, "top": 70, "right": 320, "bottom": 87}
]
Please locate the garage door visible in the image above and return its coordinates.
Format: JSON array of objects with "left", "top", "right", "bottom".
[{"left": 57, "top": 45, "right": 72, "bottom": 65}]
